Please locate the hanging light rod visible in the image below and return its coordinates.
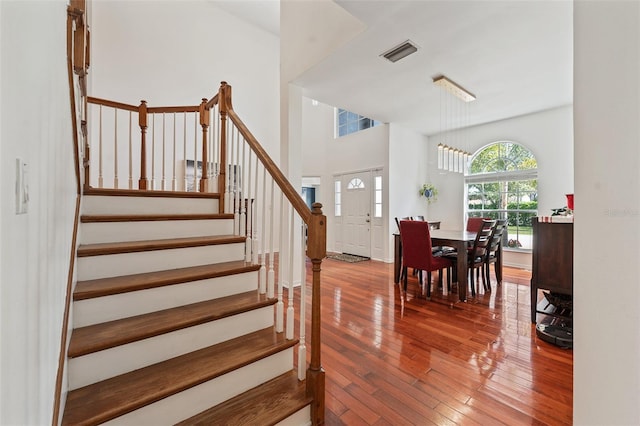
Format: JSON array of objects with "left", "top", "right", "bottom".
[{"left": 433, "top": 75, "right": 476, "bottom": 102}]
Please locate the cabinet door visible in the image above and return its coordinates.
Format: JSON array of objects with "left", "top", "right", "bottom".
[{"left": 532, "top": 220, "right": 573, "bottom": 295}]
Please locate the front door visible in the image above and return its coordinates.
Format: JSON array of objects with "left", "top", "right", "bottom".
[{"left": 342, "top": 171, "right": 371, "bottom": 258}]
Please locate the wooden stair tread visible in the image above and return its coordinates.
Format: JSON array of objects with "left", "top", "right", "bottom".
[
  {"left": 81, "top": 213, "right": 234, "bottom": 222},
  {"left": 77, "top": 234, "right": 245, "bottom": 257},
  {"left": 74, "top": 260, "right": 260, "bottom": 300},
  {"left": 177, "top": 370, "right": 311, "bottom": 426},
  {"left": 68, "top": 291, "right": 276, "bottom": 357},
  {"left": 62, "top": 328, "right": 297, "bottom": 426},
  {"left": 83, "top": 187, "right": 220, "bottom": 198}
]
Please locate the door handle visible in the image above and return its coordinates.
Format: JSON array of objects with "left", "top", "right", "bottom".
[{"left": 366, "top": 219, "right": 370, "bottom": 223}]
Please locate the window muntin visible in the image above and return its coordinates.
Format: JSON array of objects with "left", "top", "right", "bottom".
[
  {"left": 336, "top": 108, "right": 381, "bottom": 137},
  {"left": 466, "top": 142, "right": 537, "bottom": 250}
]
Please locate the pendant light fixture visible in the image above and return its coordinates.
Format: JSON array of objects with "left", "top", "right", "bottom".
[{"left": 434, "top": 75, "right": 475, "bottom": 174}]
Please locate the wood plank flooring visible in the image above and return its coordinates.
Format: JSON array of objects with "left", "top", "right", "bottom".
[{"left": 301, "top": 258, "right": 572, "bottom": 425}]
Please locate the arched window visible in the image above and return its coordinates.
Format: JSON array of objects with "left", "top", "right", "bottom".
[
  {"left": 466, "top": 141, "right": 537, "bottom": 250},
  {"left": 347, "top": 178, "right": 365, "bottom": 189}
]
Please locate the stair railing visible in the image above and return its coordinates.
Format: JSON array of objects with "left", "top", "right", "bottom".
[
  {"left": 85, "top": 96, "right": 221, "bottom": 192},
  {"left": 218, "top": 82, "right": 326, "bottom": 425},
  {"left": 84, "top": 82, "right": 326, "bottom": 424}
]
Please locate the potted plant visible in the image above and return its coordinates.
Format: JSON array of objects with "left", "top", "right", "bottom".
[{"left": 419, "top": 183, "right": 438, "bottom": 204}]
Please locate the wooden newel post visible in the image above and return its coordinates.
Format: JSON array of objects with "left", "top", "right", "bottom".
[
  {"left": 199, "top": 98, "right": 209, "bottom": 192},
  {"left": 138, "top": 100, "right": 148, "bottom": 190},
  {"left": 306, "top": 202, "right": 326, "bottom": 425},
  {"left": 217, "top": 82, "right": 228, "bottom": 213}
]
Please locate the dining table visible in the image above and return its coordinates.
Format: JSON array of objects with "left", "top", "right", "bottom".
[{"left": 394, "top": 229, "right": 491, "bottom": 302}]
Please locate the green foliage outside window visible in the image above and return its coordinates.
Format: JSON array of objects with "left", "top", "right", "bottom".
[{"left": 466, "top": 142, "right": 538, "bottom": 250}]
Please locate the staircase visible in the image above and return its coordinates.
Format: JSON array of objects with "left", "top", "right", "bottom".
[{"left": 61, "top": 188, "right": 312, "bottom": 425}]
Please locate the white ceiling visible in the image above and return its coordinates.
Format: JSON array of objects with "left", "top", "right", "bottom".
[{"left": 214, "top": 0, "right": 573, "bottom": 136}]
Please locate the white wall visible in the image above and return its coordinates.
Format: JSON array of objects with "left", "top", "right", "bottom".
[
  {"left": 301, "top": 97, "right": 389, "bottom": 255},
  {"left": 427, "top": 106, "right": 574, "bottom": 268},
  {"left": 91, "top": 0, "right": 280, "bottom": 165},
  {"left": 388, "top": 123, "right": 430, "bottom": 259},
  {"left": 574, "top": 2, "right": 640, "bottom": 424},
  {"left": 0, "top": 1, "right": 77, "bottom": 424}
]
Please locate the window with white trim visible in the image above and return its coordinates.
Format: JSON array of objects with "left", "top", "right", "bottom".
[
  {"left": 336, "top": 108, "right": 381, "bottom": 137},
  {"left": 466, "top": 141, "right": 538, "bottom": 250},
  {"left": 374, "top": 175, "right": 382, "bottom": 218}
]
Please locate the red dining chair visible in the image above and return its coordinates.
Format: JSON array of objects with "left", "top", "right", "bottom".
[
  {"left": 466, "top": 216, "right": 490, "bottom": 232},
  {"left": 399, "top": 220, "right": 453, "bottom": 299}
]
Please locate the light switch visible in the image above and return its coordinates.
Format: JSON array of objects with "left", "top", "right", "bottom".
[{"left": 15, "top": 158, "right": 29, "bottom": 214}]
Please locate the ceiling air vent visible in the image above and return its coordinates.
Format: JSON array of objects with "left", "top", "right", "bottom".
[{"left": 380, "top": 40, "right": 418, "bottom": 63}]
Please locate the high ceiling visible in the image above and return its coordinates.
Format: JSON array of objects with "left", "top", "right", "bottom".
[{"left": 214, "top": 0, "right": 573, "bottom": 136}]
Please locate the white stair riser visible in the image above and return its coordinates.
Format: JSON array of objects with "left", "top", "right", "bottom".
[
  {"left": 68, "top": 308, "right": 275, "bottom": 390},
  {"left": 77, "top": 243, "right": 245, "bottom": 280},
  {"left": 80, "top": 219, "right": 234, "bottom": 244},
  {"left": 102, "top": 349, "right": 294, "bottom": 426},
  {"left": 74, "top": 271, "right": 258, "bottom": 327},
  {"left": 83, "top": 195, "right": 218, "bottom": 215},
  {"left": 276, "top": 407, "right": 312, "bottom": 426}
]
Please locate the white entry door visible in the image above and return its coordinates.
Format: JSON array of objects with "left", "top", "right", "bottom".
[{"left": 342, "top": 171, "right": 371, "bottom": 258}]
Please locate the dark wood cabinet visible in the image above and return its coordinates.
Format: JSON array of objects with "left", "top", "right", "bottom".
[{"left": 530, "top": 218, "right": 573, "bottom": 323}]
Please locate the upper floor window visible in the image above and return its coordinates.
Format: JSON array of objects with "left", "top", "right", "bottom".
[
  {"left": 336, "top": 108, "right": 381, "bottom": 137},
  {"left": 466, "top": 142, "right": 538, "bottom": 250}
]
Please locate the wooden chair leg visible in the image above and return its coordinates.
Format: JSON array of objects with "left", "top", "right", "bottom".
[
  {"left": 481, "top": 265, "right": 488, "bottom": 291},
  {"left": 426, "top": 271, "right": 432, "bottom": 299},
  {"left": 402, "top": 267, "right": 408, "bottom": 292},
  {"left": 485, "top": 263, "right": 492, "bottom": 291},
  {"left": 469, "top": 267, "right": 476, "bottom": 297}
]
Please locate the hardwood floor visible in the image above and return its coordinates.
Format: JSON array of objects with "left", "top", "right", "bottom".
[{"left": 304, "top": 258, "right": 572, "bottom": 425}]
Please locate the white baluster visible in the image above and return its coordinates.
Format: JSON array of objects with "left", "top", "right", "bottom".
[
  {"left": 128, "top": 111, "right": 133, "bottom": 189},
  {"left": 172, "top": 113, "right": 176, "bottom": 191},
  {"left": 239, "top": 136, "right": 246, "bottom": 238},
  {"left": 151, "top": 113, "right": 156, "bottom": 190},
  {"left": 259, "top": 167, "right": 267, "bottom": 294},
  {"left": 267, "top": 178, "right": 275, "bottom": 299},
  {"left": 286, "top": 207, "right": 295, "bottom": 340},
  {"left": 276, "top": 191, "right": 284, "bottom": 333},
  {"left": 224, "top": 119, "right": 231, "bottom": 213},
  {"left": 298, "top": 223, "right": 307, "bottom": 380},
  {"left": 233, "top": 127, "right": 240, "bottom": 233},
  {"left": 161, "top": 112, "right": 166, "bottom": 190},
  {"left": 98, "top": 105, "right": 103, "bottom": 188},
  {"left": 193, "top": 114, "right": 198, "bottom": 191},
  {"left": 183, "top": 112, "right": 187, "bottom": 191},
  {"left": 252, "top": 155, "right": 259, "bottom": 265},
  {"left": 114, "top": 108, "right": 118, "bottom": 189},
  {"left": 245, "top": 148, "right": 253, "bottom": 262}
]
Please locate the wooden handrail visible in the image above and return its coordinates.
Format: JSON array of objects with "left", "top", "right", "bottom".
[
  {"left": 222, "top": 89, "right": 312, "bottom": 224},
  {"left": 87, "top": 96, "right": 139, "bottom": 112},
  {"left": 220, "top": 82, "right": 326, "bottom": 424},
  {"left": 88, "top": 97, "right": 204, "bottom": 114}
]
